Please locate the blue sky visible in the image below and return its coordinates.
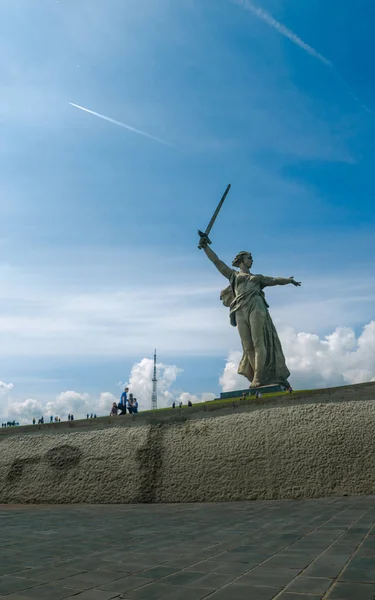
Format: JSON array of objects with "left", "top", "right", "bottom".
[{"left": 1, "top": 0, "right": 375, "bottom": 418}]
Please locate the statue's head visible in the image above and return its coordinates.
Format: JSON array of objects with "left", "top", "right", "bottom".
[{"left": 232, "top": 251, "right": 253, "bottom": 268}]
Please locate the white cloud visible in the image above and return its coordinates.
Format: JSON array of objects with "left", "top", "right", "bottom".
[
  {"left": 219, "top": 321, "right": 375, "bottom": 392},
  {"left": 177, "top": 391, "right": 216, "bottom": 404},
  {"left": 0, "top": 260, "right": 232, "bottom": 358},
  {"left": 9, "top": 398, "right": 44, "bottom": 423},
  {"left": 1, "top": 257, "right": 374, "bottom": 362},
  {"left": 125, "top": 358, "right": 217, "bottom": 410},
  {"left": 126, "top": 358, "right": 183, "bottom": 410},
  {"left": 46, "top": 391, "right": 90, "bottom": 419},
  {"left": 44, "top": 390, "right": 122, "bottom": 420},
  {"left": 282, "top": 322, "right": 375, "bottom": 388},
  {"left": 219, "top": 351, "right": 245, "bottom": 392},
  {"left": 0, "top": 381, "right": 14, "bottom": 397},
  {"left": 2, "top": 390, "right": 119, "bottom": 424}
]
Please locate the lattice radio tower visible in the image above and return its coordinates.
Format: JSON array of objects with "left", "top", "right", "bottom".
[{"left": 151, "top": 349, "right": 158, "bottom": 410}]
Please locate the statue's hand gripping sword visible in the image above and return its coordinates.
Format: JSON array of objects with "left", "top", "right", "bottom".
[{"left": 198, "top": 184, "right": 231, "bottom": 249}]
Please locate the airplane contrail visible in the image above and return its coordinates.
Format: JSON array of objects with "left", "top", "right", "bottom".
[
  {"left": 231, "top": 0, "right": 332, "bottom": 67},
  {"left": 69, "top": 102, "right": 175, "bottom": 148},
  {"left": 231, "top": 0, "right": 372, "bottom": 113}
]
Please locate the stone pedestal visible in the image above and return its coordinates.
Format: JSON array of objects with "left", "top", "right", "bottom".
[{"left": 220, "top": 384, "right": 284, "bottom": 400}]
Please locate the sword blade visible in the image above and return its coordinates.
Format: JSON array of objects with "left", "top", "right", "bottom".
[{"left": 204, "top": 184, "right": 231, "bottom": 236}]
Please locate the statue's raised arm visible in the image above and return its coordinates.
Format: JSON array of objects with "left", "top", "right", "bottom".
[{"left": 199, "top": 236, "right": 232, "bottom": 280}]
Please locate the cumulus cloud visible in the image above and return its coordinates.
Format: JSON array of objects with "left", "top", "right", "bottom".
[
  {"left": 219, "top": 322, "right": 375, "bottom": 392},
  {"left": 219, "top": 351, "right": 245, "bottom": 392},
  {"left": 123, "top": 357, "right": 181, "bottom": 410},
  {"left": 1, "top": 389, "right": 119, "bottom": 424},
  {"left": 177, "top": 391, "right": 216, "bottom": 405},
  {"left": 44, "top": 390, "right": 121, "bottom": 420},
  {"left": 46, "top": 390, "right": 90, "bottom": 419},
  {"left": 9, "top": 398, "right": 44, "bottom": 422},
  {"left": 124, "top": 358, "right": 214, "bottom": 410},
  {"left": 0, "top": 381, "right": 14, "bottom": 397},
  {"left": 282, "top": 322, "right": 375, "bottom": 389}
]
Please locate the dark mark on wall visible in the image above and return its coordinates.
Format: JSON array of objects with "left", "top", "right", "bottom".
[
  {"left": 134, "top": 424, "right": 163, "bottom": 503},
  {"left": 6, "top": 457, "right": 40, "bottom": 483},
  {"left": 5, "top": 444, "right": 82, "bottom": 483},
  {"left": 45, "top": 445, "right": 82, "bottom": 470}
]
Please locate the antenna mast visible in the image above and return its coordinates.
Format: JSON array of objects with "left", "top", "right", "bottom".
[{"left": 151, "top": 349, "right": 158, "bottom": 410}]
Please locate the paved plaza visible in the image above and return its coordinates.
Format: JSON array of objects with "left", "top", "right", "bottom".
[{"left": 1, "top": 497, "right": 375, "bottom": 599}]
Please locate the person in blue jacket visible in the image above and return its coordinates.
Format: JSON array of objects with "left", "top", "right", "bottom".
[{"left": 119, "top": 387, "right": 129, "bottom": 414}]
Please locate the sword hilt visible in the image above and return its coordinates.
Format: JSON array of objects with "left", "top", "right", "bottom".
[{"left": 198, "top": 230, "right": 212, "bottom": 249}]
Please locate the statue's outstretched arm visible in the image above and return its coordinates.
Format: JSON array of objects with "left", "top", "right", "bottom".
[
  {"left": 200, "top": 240, "right": 232, "bottom": 280},
  {"left": 262, "top": 276, "right": 301, "bottom": 287}
]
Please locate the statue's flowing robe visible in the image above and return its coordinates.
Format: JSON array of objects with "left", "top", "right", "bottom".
[{"left": 220, "top": 271, "right": 290, "bottom": 386}]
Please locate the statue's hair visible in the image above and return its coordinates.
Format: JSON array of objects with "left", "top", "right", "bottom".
[{"left": 232, "top": 251, "right": 252, "bottom": 268}]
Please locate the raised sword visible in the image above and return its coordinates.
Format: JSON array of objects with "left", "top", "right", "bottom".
[{"left": 198, "top": 184, "right": 231, "bottom": 249}]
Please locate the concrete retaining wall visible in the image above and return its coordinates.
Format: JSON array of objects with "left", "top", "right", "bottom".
[{"left": 1, "top": 383, "right": 375, "bottom": 503}]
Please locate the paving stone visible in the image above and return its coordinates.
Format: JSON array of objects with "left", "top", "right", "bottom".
[
  {"left": 0, "top": 596, "right": 34, "bottom": 600},
  {"left": 0, "top": 567, "right": 27, "bottom": 577},
  {"left": 227, "top": 548, "right": 271, "bottom": 561},
  {"left": 326, "top": 581, "right": 375, "bottom": 599},
  {"left": 110, "top": 562, "right": 156, "bottom": 575},
  {"left": 66, "top": 591, "right": 121, "bottom": 600},
  {"left": 98, "top": 576, "right": 153, "bottom": 593},
  {"left": 302, "top": 563, "right": 343, "bottom": 578},
  {"left": 285, "top": 575, "right": 332, "bottom": 594},
  {"left": 10, "top": 584, "right": 81, "bottom": 599},
  {"left": 346, "top": 556, "right": 375, "bottom": 570},
  {"left": 276, "top": 594, "right": 322, "bottom": 599},
  {"left": 58, "top": 571, "right": 124, "bottom": 590},
  {"left": 185, "top": 560, "right": 253, "bottom": 574},
  {"left": 340, "top": 567, "right": 375, "bottom": 583},
  {"left": 162, "top": 570, "right": 235, "bottom": 589},
  {"left": 0, "top": 577, "right": 40, "bottom": 595},
  {"left": 208, "top": 583, "right": 281, "bottom": 599},
  {"left": 261, "top": 555, "right": 313, "bottom": 569},
  {"left": 215, "top": 552, "right": 262, "bottom": 564},
  {"left": 162, "top": 558, "right": 198, "bottom": 569},
  {"left": 313, "top": 554, "right": 350, "bottom": 567},
  {"left": 61, "top": 560, "right": 119, "bottom": 571},
  {"left": 357, "top": 547, "right": 375, "bottom": 557},
  {"left": 126, "top": 582, "right": 211, "bottom": 599},
  {"left": 134, "top": 566, "right": 179, "bottom": 579},
  {"left": 236, "top": 566, "right": 301, "bottom": 586},
  {"left": 14, "top": 567, "right": 86, "bottom": 582}
]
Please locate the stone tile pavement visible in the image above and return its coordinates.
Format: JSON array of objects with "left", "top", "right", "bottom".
[{"left": 1, "top": 497, "right": 375, "bottom": 599}]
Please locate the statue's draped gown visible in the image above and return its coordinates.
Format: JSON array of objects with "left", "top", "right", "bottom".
[{"left": 221, "top": 271, "right": 290, "bottom": 387}]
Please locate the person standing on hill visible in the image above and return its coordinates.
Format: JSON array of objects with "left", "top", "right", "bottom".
[
  {"left": 119, "top": 387, "right": 129, "bottom": 413},
  {"left": 127, "top": 393, "right": 134, "bottom": 414}
]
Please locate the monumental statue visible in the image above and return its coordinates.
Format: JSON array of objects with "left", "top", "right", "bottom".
[{"left": 198, "top": 185, "right": 301, "bottom": 389}]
